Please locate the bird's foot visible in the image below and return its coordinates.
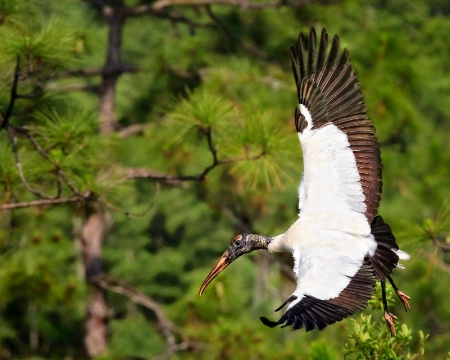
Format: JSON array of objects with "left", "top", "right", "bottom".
[
  {"left": 395, "top": 289, "right": 411, "bottom": 311},
  {"left": 384, "top": 310, "right": 398, "bottom": 337}
]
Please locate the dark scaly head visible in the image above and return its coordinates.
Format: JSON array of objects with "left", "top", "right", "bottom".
[{"left": 199, "top": 233, "right": 272, "bottom": 295}]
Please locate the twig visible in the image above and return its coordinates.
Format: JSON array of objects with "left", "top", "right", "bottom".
[
  {"left": 118, "top": 123, "right": 148, "bottom": 138},
  {"left": 12, "top": 126, "right": 83, "bottom": 196},
  {"left": 127, "top": 127, "right": 265, "bottom": 183},
  {"left": 7, "top": 127, "right": 58, "bottom": 200},
  {"left": 0, "top": 196, "right": 80, "bottom": 211},
  {"left": 428, "top": 232, "right": 450, "bottom": 251}
]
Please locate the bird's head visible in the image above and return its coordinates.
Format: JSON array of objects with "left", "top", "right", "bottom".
[{"left": 199, "top": 233, "right": 271, "bottom": 295}]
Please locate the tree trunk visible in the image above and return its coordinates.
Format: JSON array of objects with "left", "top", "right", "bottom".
[
  {"left": 80, "top": 3, "right": 127, "bottom": 356},
  {"left": 99, "top": 2, "right": 126, "bottom": 134},
  {"left": 79, "top": 207, "right": 108, "bottom": 357}
]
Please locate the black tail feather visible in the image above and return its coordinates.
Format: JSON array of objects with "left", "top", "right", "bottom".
[{"left": 370, "top": 216, "right": 400, "bottom": 280}]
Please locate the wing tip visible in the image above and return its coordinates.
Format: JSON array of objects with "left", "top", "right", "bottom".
[{"left": 260, "top": 316, "right": 279, "bottom": 328}]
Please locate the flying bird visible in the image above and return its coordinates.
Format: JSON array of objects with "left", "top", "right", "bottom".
[{"left": 199, "top": 28, "right": 410, "bottom": 336}]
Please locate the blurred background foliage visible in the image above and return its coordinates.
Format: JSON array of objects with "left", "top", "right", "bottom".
[{"left": 0, "top": 0, "right": 449, "bottom": 359}]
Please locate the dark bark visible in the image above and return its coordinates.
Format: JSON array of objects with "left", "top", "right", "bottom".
[{"left": 98, "top": 2, "right": 126, "bottom": 134}]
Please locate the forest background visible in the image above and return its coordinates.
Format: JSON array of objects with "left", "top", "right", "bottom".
[{"left": 0, "top": 0, "right": 449, "bottom": 359}]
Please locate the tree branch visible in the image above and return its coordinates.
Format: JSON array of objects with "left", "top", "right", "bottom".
[
  {"left": 12, "top": 125, "right": 83, "bottom": 196},
  {"left": 6, "top": 126, "right": 61, "bottom": 200},
  {"left": 118, "top": 123, "right": 148, "bottom": 138},
  {"left": 150, "top": 0, "right": 291, "bottom": 11},
  {"left": 91, "top": 274, "right": 179, "bottom": 345},
  {"left": 92, "top": 273, "right": 204, "bottom": 360},
  {"left": 428, "top": 231, "right": 450, "bottom": 251},
  {"left": 127, "top": 127, "right": 265, "bottom": 183},
  {"left": 0, "top": 196, "right": 81, "bottom": 211}
]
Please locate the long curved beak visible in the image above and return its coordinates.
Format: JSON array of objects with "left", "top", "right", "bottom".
[{"left": 199, "top": 252, "right": 230, "bottom": 296}]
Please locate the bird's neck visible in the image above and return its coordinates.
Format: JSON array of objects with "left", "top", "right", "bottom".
[
  {"left": 247, "top": 234, "right": 272, "bottom": 250},
  {"left": 267, "top": 234, "right": 289, "bottom": 253}
]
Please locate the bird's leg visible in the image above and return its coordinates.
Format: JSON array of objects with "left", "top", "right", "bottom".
[
  {"left": 387, "top": 275, "right": 411, "bottom": 311},
  {"left": 381, "top": 279, "right": 397, "bottom": 337}
]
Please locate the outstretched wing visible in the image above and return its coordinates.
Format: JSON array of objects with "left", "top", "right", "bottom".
[
  {"left": 292, "top": 28, "right": 382, "bottom": 224},
  {"left": 261, "top": 256, "right": 376, "bottom": 331}
]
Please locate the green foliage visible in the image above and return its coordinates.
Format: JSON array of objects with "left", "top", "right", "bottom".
[
  {"left": 344, "top": 281, "right": 430, "bottom": 359},
  {"left": 109, "top": 311, "right": 166, "bottom": 359},
  {"left": 0, "top": 208, "right": 85, "bottom": 357},
  {"left": 168, "top": 88, "right": 234, "bottom": 132},
  {"left": 229, "top": 111, "right": 297, "bottom": 189},
  {"left": 344, "top": 315, "right": 428, "bottom": 360},
  {"left": 309, "top": 340, "right": 338, "bottom": 360}
]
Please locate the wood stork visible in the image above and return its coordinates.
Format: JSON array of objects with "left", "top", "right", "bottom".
[{"left": 199, "top": 28, "right": 410, "bottom": 336}]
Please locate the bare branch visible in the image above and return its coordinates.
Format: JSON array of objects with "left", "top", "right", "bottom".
[
  {"left": 0, "top": 196, "right": 81, "bottom": 211},
  {"left": 91, "top": 274, "right": 179, "bottom": 345},
  {"left": 118, "top": 123, "right": 148, "bottom": 138},
  {"left": 150, "top": 0, "right": 291, "bottom": 11},
  {"left": 92, "top": 273, "right": 204, "bottom": 360},
  {"left": 126, "top": 168, "right": 186, "bottom": 185}
]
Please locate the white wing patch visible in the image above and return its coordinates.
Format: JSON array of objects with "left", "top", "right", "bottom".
[
  {"left": 300, "top": 104, "right": 313, "bottom": 124},
  {"left": 297, "top": 104, "right": 367, "bottom": 221},
  {"left": 298, "top": 174, "right": 305, "bottom": 213}
]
